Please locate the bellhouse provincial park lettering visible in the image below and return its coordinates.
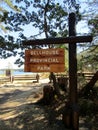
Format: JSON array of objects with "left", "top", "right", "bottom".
[{"left": 24, "top": 48, "right": 65, "bottom": 72}]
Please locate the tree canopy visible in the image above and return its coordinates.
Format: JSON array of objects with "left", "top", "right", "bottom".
[
  {"left": 78, "top": 0, "right": 98, "bottom": 72},
  {"left": 0, "top": 0, "right": 20, "bottom": 32},
  {"left": 0, "top": 0, "right": 97, "bottom": 70}
]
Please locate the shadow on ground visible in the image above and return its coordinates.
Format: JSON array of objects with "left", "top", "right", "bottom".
[{"left": 0, "top": 82, "right": 98, "bottom": 130}]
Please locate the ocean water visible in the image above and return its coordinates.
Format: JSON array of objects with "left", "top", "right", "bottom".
[
  {"left": 0, "top": 70, "right": 4, "bottom": 75},
  {"left": 0, "top": 70, "right": 33, "bottom": 76},
  {"left": 12, "top": 71, "right": 33, "bottom": 75}
]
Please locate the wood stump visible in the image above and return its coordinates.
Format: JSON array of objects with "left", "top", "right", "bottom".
[{"left": 43, "top": 85, "right": 54, "bottom": 105}]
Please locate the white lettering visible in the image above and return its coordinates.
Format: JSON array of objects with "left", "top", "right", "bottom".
[
  {"left": 30, "top": 49, "right": 60, "bottom": 56},
  {"left": 30, "top": 58, "right": 59, "bottom": 63},
  {"left": 37, "top": 66, "right": 50, "bottom": 71}
]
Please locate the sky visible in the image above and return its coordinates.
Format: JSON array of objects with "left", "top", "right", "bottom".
[
  {"left": 0, "top": 57, "right": 23, "bottom": 69},
  {"left": 0, "top": 0, "right": 91, "bottom": 69}
]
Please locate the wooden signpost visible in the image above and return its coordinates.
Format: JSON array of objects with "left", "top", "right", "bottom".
[
  {"left": 23, "top": 13, "right": 93, "bottom": 130},
  {"left": 25, "top": 48, "right": 65, "bottom": 72}
]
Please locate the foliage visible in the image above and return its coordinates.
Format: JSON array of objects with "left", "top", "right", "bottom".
[
  {"left": 88, "top": 15, "right": 98, "bottom": 36},
  {"left": 0, "top": 0, "right": 21, "bottom": 32},
  {"left": 0, "top": 35, "right": 19, "bottom": 59},
  {"left": 78, "top": 45, "right": 98, "bottom": 72},
  {"left": 77, "top": 0, "right": 98, "bottom": 72},
  {"left": 6, "top": 0, "right": 69, "bottom": 38},
  {"left": 1, "top": 0, "right": 97, "bottom": 69},
  {"left": 79, "top": 99, "right": 96, "bottom": 116},
  {"left": 0, "top": 0, "right": 81, "bottom": 66}
]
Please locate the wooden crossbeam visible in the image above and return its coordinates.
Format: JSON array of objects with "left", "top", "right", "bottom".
[{"left": 23, "top": 36, "right": 92, "bottom": 45}]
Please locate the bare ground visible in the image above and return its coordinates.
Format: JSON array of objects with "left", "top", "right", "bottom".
[
  {"left": 0, "top": 79, "right": 98, "bottom": 130},
  {"left": 0, "top": 79, "right": 66, "bottom": 130}
]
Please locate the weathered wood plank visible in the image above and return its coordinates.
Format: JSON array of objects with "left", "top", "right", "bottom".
[
  {"left": 25, "top": 64, "right": 65, "bottom": 72},
  {"left": 23, "top": 36, "right": 92, "bottom": 45},
  {"left": 25, "top": 48, "right": 65, "bottom": 56},
  {"left": 24, "top": 48, "right": 65, "bottom": 72},
  {"left": 25, "top": 56, "right": 65, "bottom": 64}
]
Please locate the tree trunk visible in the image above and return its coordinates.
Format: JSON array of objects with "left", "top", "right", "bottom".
[
  {"left": 84, "top": 71, "right": 98, "bottom": 89},
  {"left": 80, "top": 71, "right": 98, "bottom": 97}
]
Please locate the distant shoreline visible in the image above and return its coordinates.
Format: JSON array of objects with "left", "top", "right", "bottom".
[{"left": 0, "top": 69, "right": 34, "bottom": 76}]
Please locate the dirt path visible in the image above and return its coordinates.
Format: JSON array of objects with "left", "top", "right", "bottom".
[
  {"left": 0, "top": 79, "right": 97, "bottom": 130},
  {"left": 0, "top": 83, "right": 41, "bottom": 119},
  {"left": 0, "top": 79, "right": 66, "bottom": 130}
]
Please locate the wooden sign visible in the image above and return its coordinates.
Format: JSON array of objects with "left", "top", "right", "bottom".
[{"left": 24, "top": 48, "right": 65, "bottom": 72}]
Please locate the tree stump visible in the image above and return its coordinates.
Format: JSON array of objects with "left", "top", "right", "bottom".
[
  {"left": 43, "top": 85, "right": 54, "bottom": 105},
  {"left": 57, "top": 77, "right": 68, "bottom": 92}
]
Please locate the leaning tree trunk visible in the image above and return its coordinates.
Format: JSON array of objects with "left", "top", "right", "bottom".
[
  {"left": 85, "top": 71, "right": 98, "bottom": 89},
  {"left": 80, "top": 71, "right": 98, "bottom": 97}
]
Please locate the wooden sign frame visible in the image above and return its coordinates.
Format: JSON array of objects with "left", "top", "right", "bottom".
[{"left": 23, "top": 13, "right": 93, "bottom": 130}]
